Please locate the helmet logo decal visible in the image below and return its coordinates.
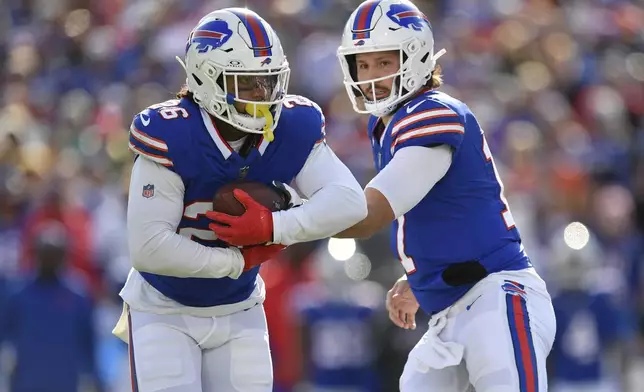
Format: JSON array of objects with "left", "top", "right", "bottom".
[
  {"left": 351, "top": 0, "right": 382, "bottom": 40},
  {"left": 229, "top": 10, "right": 273, "bottom": 57},
  {"left": 190, "top": 20, "right": 233, "bottom": 53},
  {"left": 386, "top": 4, "right": 431, "bottom": 32}
]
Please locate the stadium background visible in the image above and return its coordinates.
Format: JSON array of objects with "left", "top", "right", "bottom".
[{"left": 1, "top": 0, "right": 644, "bottom": 391}]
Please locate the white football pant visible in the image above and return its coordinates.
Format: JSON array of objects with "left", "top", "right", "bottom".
[
  {"left": 127, "top": 304, "right": 272, "bottom": 392},
  {"left": 400, "top": 268, "right": 557, "bottom": 392}
]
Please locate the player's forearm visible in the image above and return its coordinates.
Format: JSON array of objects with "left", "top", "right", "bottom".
[
  {"left": 272, "top": 182, "right": 367, "bottom": 245},
  {"left": 128, "top": 228, "right": 244, "bottom": 279},
  {"left": 332, "top": 218, "right": 375, "bottom": 239},
  {"left": 274, "top": 142, "right": 368, "bottom": 245},
  {"left": 336, "top": 145, "right": 452, "bottom": 239},
  {"left": 127, "top": 157, "right": 244, "bottom": 279},
  {"left": 334, "top": 187, "right": 394, "bottom": 238}
]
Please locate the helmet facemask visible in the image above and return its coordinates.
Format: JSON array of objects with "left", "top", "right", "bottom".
[
  {"left": 178, "top": 55, "right": 290, "bottom": 142},
  {"left": 342, "top": 49, "right": 407, "bottom": 117},
  {"left": 220, "top": 67, "right": 290, "bottom": 142},
  {"left": 338, "top": 39, "right": 446, "bottom": 117}
]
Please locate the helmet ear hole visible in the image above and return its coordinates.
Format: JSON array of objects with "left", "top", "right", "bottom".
[
  {"left": 192, "top": 91, "right": 203, "bottom": 105},
  {"left": 211, "top": 100, "right": 224, "bottom": 114},
  {"left": 192, "top": 74, "right": 203, "bottom": 86},
  {"left": 204, "top": 64, "right": 216, "bottom": 77},
  {"left": 216, "top": 74, "right": 225, "bottom": 90}
]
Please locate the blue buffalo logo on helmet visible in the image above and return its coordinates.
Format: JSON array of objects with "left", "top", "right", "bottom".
[
  {"left": 188, "top": 20, "right": 234, "bottom": 54},
  {"left": 386, "top": 3, "right": 431, "bottom": 31}
]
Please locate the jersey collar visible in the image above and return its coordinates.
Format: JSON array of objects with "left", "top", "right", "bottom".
[{"left": 200, "top": 108, "right": 271, "bottom": 159}]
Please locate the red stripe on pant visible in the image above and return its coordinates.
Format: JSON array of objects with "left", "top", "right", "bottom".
[{"left": 127, "top": 308, "right": 140, "bottom": 392}]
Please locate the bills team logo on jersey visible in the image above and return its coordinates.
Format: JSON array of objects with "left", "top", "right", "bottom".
[
  {"left": 501, "top": 280, "right": 527, "bottom": 298},
  {"left": 386, "top": 4, "right": 431, "bottom": 31},
  {"left": 189, "top": 20, "right": 233, "bottom": 53},
  {"left": 142, "top": 184, "right": 155, "bottom": 198}
]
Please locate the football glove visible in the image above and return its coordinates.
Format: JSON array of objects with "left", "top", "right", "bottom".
[
  {"left": 207, "top": 189, "right": 274, "bottom": 246},
  {"left": 272, "top": 181, "right": 306, "bottom": 208},
  {"left": 240, "top": 244, "right": 285, "bottom": 271}
]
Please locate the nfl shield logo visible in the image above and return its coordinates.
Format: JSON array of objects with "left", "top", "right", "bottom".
[
  {"left": 238, "top": 165, "right": 250, "bottom": 180},
  {"left": 142, "top": 184, "right": 155, "bottom": 198}
]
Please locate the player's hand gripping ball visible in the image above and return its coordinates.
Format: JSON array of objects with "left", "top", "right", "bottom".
[{"left": 207, "top": 181, "right": 289, "bottom": 246}]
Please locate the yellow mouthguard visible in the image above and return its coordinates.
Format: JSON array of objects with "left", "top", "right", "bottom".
[{"left": 244, "top": 103, "right": 274, "bottom": 142}]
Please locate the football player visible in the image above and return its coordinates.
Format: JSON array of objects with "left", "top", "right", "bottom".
[
  {"left": 332, "top": 1, "right": 557, "bottom": 391},
  {"left": 548, "top": 223, "right": 629, "bottom": 392},
  {"left": 293, "top": 247, "right": 381, "bottom": 392},
  {"left": 115, "top": 8, "right": 367, "bottom": 392}
]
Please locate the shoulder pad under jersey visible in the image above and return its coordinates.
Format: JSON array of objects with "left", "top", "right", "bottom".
[
  {"left": 389, "top": 92, "right": 465, "bottom": 154},
  {"left": 128, "top": 99, "right": 194, "bottom": 171}
]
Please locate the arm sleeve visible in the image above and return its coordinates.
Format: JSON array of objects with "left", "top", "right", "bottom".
[
  {"left": 127, "top": 157, "right": 245, "bottom": 279},
  {"left": 391, "top": 103, "right": 464, "bottom": 154},
  {"left": 366, "top": 145, "right": 452, "bottom": 218},
  {"left": 271, "top": 142, "right": 368, "bottom": 246}
]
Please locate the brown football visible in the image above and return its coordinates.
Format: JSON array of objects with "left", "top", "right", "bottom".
[{"left": 212, "top": 181, "right": 288, "bottom": 216}]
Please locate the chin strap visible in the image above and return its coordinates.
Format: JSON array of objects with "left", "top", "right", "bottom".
[{"left": 245, "top": 103, "right": 275, "bottom": 142}]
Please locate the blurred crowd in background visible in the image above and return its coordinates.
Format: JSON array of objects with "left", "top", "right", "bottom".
[{"left": 0, "top": 0, "right": 643, "bottom": 391}]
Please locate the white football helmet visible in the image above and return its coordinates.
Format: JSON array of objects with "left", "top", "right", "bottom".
[
  {"left": 177, "top": 8, "right": 290, "bottom": 141},
  {"left": 337, "top": 0, "right": 445, "bottom": 117}
]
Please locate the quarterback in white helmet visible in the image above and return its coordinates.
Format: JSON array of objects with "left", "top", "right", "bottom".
[{"left": 335, "top": 1, "right": 556, "bottom": 391}]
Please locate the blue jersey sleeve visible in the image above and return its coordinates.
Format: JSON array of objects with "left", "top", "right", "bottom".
[
  {"left": 390, "top": 100, "right": 464, "bottom": 154},
  {"left": 128, "top": 109, "right": 175, "bottom": 170},
  {"left": 310, "top": 100, "right": 327, "bottom": 145}
]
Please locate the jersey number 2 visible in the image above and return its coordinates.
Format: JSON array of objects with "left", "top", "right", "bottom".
[
  {"left": 283, "top": 96, "right": 313, "bottom": 108},
  {"left": 482, "top": 134, "right": 516, "bottom": 230},
  {"left": 178, "top": 202, "right": 217, "bottom": 241},
  {"left": 150, "top": 100, "right": 190, "bottom": 120}
]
